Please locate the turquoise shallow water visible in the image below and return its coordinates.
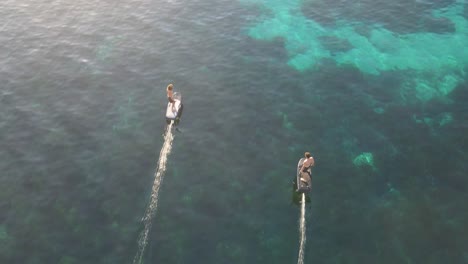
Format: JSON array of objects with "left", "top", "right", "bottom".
[{"left": 1, "top": 0, "right": 468, "bottom": 263}]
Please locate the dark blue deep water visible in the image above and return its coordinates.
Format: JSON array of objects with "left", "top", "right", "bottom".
[{"left": 1, "top": 0, "right": 467, "bottom": 263}]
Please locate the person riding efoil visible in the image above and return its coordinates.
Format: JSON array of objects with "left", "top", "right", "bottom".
[
  {"left": 299, "top": 152, "right": 314, "bottom": 183},
  {"left": 166, "top": 83, "right": 176, "bottom": 112}
]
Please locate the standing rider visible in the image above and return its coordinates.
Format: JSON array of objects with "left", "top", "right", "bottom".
[
  {"left": 166, "top": 83, "right": 176, "bottom": 112},
  {"left": 300, "top": 152, "right": 314, "bottom": 181}
]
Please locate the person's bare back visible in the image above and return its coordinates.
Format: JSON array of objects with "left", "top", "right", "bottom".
[
  {"left": 166, "top": 84, "right": 175, "bottom": 102},
  {"left": 302, "top": 156, "right": 314, "bottom": 169},
  {"left": 166, "top": 83, "right": 176, "bottom": 111},
  {"left": 301, "top": 152, "right": 314, "bottom": 172}
]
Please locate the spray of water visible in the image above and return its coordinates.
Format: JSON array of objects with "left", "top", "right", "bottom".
[
  {"left": 133, "top": 123, "right": 174, "bottom": 264},
  {"left": 297, "top": 193, "right": 306, "bottom": 264}
]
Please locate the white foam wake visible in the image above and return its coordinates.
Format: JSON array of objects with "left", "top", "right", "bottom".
[
  {"left": 133, "top": 123, "right": 174, "bottom": 264},
  {"left": 297, "top": 193, "right": 306, "bottom": 264}
]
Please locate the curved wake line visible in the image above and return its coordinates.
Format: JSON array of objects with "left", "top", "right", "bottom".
[
  {"left": 133, "top": 123, "right": 174, "bottom": 264},
  {"left": 297, "top": 193, "right": 306, "bottom": 264}
]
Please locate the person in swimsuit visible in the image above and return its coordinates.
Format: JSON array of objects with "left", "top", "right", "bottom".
[
  {"left": 300, "top": 152, "right": 314, "bottom": 182},
  {"left": 166, "top": 83, "right": 176, "bottom": 111}
]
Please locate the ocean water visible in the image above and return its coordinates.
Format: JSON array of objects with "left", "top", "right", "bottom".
[{"left": 1, "top": 0, "right": 467, "bottom": 263}]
